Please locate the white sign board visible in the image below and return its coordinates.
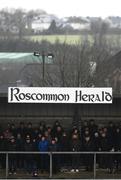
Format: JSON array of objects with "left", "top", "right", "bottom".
[{"left": 8, "top": 87, "right": 112, "bottom": 104}]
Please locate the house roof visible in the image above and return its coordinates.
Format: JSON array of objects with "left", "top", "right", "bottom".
[
  {"left": 0, "top": 52, "right": 52, "bottom": 64},
  {"left": 108, "top": 68, "right": 121, "bottom": 78},
  {"left": 0, "top": 52, "right": 54, "bottom": 94},
  {"left": 109, "top": 50, "right": 121, "bottom": 67},
  {"left": 96, "top": 50, "right": 121, "bottom": 82}
]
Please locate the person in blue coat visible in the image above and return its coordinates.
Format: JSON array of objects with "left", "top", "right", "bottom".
[{"left": 38, "top": 136, "right": 49, "bottom": 173}]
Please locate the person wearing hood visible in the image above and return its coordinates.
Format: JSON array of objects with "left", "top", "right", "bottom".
[{"left": 70, "top": 134, "right": 81, "bottom": 172}]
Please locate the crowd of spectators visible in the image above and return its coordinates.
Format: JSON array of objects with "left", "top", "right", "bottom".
[{"left": 0, "top": 119, "right": 121, "bottom": 176}]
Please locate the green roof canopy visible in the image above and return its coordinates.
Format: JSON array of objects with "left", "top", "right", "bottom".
[{"left": 0, "top": 53, "right": 53, "bottom": 64}]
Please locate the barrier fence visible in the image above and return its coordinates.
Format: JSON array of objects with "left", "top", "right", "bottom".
[{"left": 0, "top": 151, "right": 121, "bottom": 179}]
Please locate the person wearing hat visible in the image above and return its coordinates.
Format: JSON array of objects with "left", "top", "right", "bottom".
[
  {"left": 8, "top": 136, "right": 17, "bottom": 175},
  {"left": 82, "top": 135, "right": 95, "bottom": 171},
  {"left": 24, "top": 135, "right": 35, "bottom": 175}
]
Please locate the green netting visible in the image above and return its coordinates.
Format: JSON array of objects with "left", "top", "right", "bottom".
[{"left": 0, "top": 53, "right": 52, "bottom": 64}]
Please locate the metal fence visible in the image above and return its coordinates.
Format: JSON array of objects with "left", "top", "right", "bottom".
[{"left": 0, "top": 151, "right": 121, "bottom": 179}]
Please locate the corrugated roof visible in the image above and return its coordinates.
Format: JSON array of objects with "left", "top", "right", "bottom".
[{"left": 0, "top": 53, "right": 52, "bottom": 64}]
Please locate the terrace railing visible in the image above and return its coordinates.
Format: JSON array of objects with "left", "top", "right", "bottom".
[{"left": 0, "top": 151, "right": 120, "bottom": 179}]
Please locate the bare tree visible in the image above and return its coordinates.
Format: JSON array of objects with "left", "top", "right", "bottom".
[
  {"left": 90, "top": 18, "right": 110, "bottom": 46},
  {"left": 0, "top": 9, "right": 14, "bottom": 40},
  {"left": 15, "top": 40, "right": 92, "bottom": 87},
  {"left": 13, "top": 9, "right": 27, "bottom": 40}
]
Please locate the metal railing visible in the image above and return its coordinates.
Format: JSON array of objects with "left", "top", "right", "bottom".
[{"left": 0, "top": 151, "right": 121, "bottom": 179}]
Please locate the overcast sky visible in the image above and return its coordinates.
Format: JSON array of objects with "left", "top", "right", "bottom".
[{"left": 0, "top": 0, "right": 121, "bottom": 18}]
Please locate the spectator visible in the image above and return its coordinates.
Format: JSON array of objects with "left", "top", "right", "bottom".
[
  {"left": 94, "top": 132, "right": 100, "bottom": 151},
  {"left": 89, "top": 119, "right": 98, "bottom": 136},
  {"left": 70, "top": 134, "right": 81, "bottom": 172},
  {"left": 83, "top": 129, "right": 90, "bottom": 138},
  {"left": 114, "top": 127, "right": 121, "bottom": 151},
  {"left": 10, "top": 123, "right": 17, "bottom": 138},
  {"left": 0, "top": 134, "right": 7, "bottom": 169},
  {"left": 53, "top": 121, "right": 60, "bottom": 131},
  {"left": 24, "top": 136, "right": 35, "bottom": 174},
  {"left": 83, "top": 135, "right": 95, "bottom": 171},
  {"left": 81, "top": 120, "right": 89, "bottom": 136},
  {"left": 60, "top": 132, "right": 69, "bottom": 151},
  {"left": 38, "top": 136, "right": 49, "bottom": 172},
  {"left": 16, "top": 133, "right": 24, "bottom": 169},
  {"left": 36, "top": 133, "right": 42, "bottom": 169},
  {"left": 17, "top": 122, "right": 26, "bottom": 138},
  {"left": 99, "top": 132, "right": 109, "bottom": 169},
  {"left": 114, "top": 127, "right": 121, "bottom": 171},
  {"left": 1, "top": 120, "right": 121, "bottom": 175},
  {"left": 44, "top": 131, "right": 51, "bottom": 142},
  {"left": 52, "top": 125, "right": 63, "bottom": 142},
  {"left": 60, "top": 132, "right": 70, "bottom": 167},
  {"left": 47, "top": 126, "right": 52, "bottom": 134},
  {"left": 33, "top": 128, "right": 39, "bottom": 139},
  {"left": 107, "top": 122, "right": 115, "bottom": 147},
  {"left": 25, "top": 122, "right": 34, "bottom": 139},
  {"left": 39, "top": 122, "right": 46, "bottom": 134},
  {"left": 49, "top": 139, "right": 58, "bottom": 173},
  {"left": 3, "top": 129, "right": 12, "bottom": 140},
  {"left": 8, "top": 136, "right": 17, "bottom": 175},
  {"left": 72, "top": 127, "right": 80, "bottom": 138}
]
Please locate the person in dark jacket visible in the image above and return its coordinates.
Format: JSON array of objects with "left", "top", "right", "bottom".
[
  {"left": 8, "top": 136, "right": 17, "bottom": 175},
  {"left": 114, "top": 127, "right": 121, "bottom": 172},
  {"left": 52, "top": 121, "right": 61, "bottom": 135},
  {"left": 24, "top": 136, "right": 34, "bottom": 174},
  {"left": 16, "top": 133, "right": 24, "bottom": 170},
  {"left": 106, "top": 128, "right": 116, "bottom": 174},
  {"left": 17, "top": 122, "right": 27, "bottom": 139},
  {"left": 89, "top": 119, "right": 98, "bottom": 137},
  {"left": 25, "top": 122, "right": 34, "bottom": 139},
  {"left": 83, "top": 135, "right": 95, "bottom": 171},
  {"left": 0, "top": 134, "right": 7, "bottom": 169},
  {"left": 70, "top": 134, "right": 81, "bottom": 172},
  {"left": 71, "top": 127, "right": 80, "bottom": 137},
  {"left": 98, "top": 132, "right": 108, "bottom": 168},
  {"left": 49, "top": 139, "right": 58, "bottom": 173},
  {"left": 39, "top": 122, "right": 46, "bottom": 135},
  {"left": 81, "top": 121, "right": 89, "bottom": 137},
  {"left": 36, "top": 133, "right": 42, "bottom": 169},
  {"left": 32, "top": 138, "right": 38, "bottom": 177},
  {"left": 93, "top": 132, "right": 100, "bottom": 151},
  {"left": 33, "top": 128, "right": 39, "bottom": 139},
  {"left": 10, "top": 124, "right": 17, "bottom": 138},
  {"left": 60, "top": 132, "right": 69, "bottom": 167},
  {"left": 114, "top": 127, "right": 121, "bottom": 151},
  {"left": 93, "top": 132, "right": 100, "bottom": 165},
  {"left": 52, "top": 125, "right": 63, "bottom": 142},
  {"left": 47, "top": 126, "right": 52, "bottom": 136},
  {"left": 107, "top": 122, "right": 115, "bottom": 144}
]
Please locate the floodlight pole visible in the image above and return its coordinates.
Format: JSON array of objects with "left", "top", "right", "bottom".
[
  {"left": 42, "top": 51, "right": 45, "bottom": 86},
  {"left": 34, "top": 51, "right": 54, "bottom": 87}
]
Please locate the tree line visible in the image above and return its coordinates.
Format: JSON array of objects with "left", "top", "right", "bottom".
[
  {"left": 0, "top": 8, "right": 121, "bottom": 39},
  {"left": 0, "top": 8, "right": 47, "bottom": 39}
]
